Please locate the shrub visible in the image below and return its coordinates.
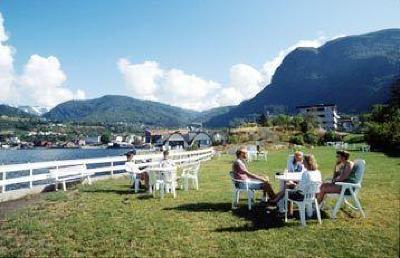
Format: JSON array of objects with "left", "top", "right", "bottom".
[
  {"left": 323, "top": 131, "right": 343, "bottom": 142},
  {"left": 227, "top": 135, "right": 239, "bottom": 144},
  {"left": 344, "top": 134, "right": 365, "bottom": 144},
  {"left": 289, "top": 134, "right": 304, "bottom": 145},
  {"left": 303, "top": 133, "right": 318, "bottom": 145}
]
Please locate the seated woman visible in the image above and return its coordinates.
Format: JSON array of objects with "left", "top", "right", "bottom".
[
  {"left": 232, "top": 146, "right": 276, "bottom": 201},
  {"left": 317, "top": 150, "right": 356, "bottom": 203},
  {"left": 270, "top": 154, "right": 321, "bottom": 206}
]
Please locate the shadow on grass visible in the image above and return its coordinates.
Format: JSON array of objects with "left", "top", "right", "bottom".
[
  {"left": 164, "top": 202, "right": 283, "bottom": 231},
  {"left": 82, "top": 188, "right": 135, "bottom": 195},
  {"left": 165, "top": 201, "right": 331, "bottom": 232}
]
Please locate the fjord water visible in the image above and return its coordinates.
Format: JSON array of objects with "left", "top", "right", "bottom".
[{"left": 0, "top": 149, "right": 128, "bottom": 165}]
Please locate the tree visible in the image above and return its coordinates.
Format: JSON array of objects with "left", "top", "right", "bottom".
[
  {"left": 100, "top": 133, "right": 111, "bottom": 144},
  {"left": 299, "top": 115, "right": 316, "bottom": 134},
  {"left": 364, "top": 79, "right": 400, "bottom": 152}
]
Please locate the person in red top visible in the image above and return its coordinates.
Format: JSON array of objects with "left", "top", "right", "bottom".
[{"left": 232, "top": 146, "right": 276, "bottom": 201}]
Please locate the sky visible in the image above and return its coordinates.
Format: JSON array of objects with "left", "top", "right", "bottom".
[{"left": 0, "top": 0, "right": 399, "bottom": 111}]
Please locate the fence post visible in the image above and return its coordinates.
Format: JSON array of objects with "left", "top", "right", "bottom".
[
  {"left": 29, "top": 163, "right": 33, "bottom": 189},
  {"left": 0, "top": 165, "right": 4, "bottom": 193}
]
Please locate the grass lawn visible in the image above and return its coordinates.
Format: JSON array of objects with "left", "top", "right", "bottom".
[{"left": 0, "top": 147, "right": 399, "bottom": 257}]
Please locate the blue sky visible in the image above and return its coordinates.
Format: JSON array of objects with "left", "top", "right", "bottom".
[{"left": 0, "top": 0, "right": 399, "bottom": 110}]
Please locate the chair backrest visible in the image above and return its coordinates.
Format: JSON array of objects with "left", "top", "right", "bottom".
[
  {"left": 287, "top": 155, "right": 294, "bottom": 171},
  {"left": 352, "top": 159, "right": 366, "bottom": 185},
  {"left": 49, "top": 164, "right": 86, "bottom": 180},
  {"left": 189, "top": 162, "right": 200, "bottom": 175},
  {"left": 229, "top": 171, "right": 240, "bottom": 189},
  {"left": 303, "top": 181, "right": 321, "bottom": 201}
]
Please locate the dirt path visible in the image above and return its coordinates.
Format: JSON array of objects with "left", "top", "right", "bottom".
[{"left": 0, "top": 193, "right": 48, "bottom": 221}]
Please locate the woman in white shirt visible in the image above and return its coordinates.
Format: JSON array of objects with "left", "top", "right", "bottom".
[{"left": 269, "top": 154, "right": 321, "bottom": 205}]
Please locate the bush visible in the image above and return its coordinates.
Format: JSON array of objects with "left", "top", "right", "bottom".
[
  {"left": 303, "top": 133, "right": 318, "bottom": 145},
  {"left": 227, "top": 135, "right": 239, "bottom": 144},
  {"left": 344, "top": 134, "right": 365, "bottom": 144},
  {"left": 323, "top": 131, "right": 343, "bottom": 142},
  {"left": 289, "top": 134, "right": 304, "bottom": 145},
  {"left": 100, "top": 133, "right": 111, "bottom": 144}
]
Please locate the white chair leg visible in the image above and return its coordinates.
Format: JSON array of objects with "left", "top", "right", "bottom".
[
  {"left": 62, "top": 181, "right": 67, "bottom": 191},
  {"left": 160, "top": 183, "right": 165, "bottom": 199},
  {"left": 315, "top": 199, "right": 322, "bottom": 224},
  {"left": 332, "top": 193, "right": 345, "bottom": 219},
  {"left": 172, "top": 184, "right": 177, "bottom": 198},
  {"left": 87, "top": 176, "right": 92, "bottom": 185},
  {"left": 352, "top": 192, "right": 366, "bottom": 218},
  {"left": 284, "top": 196, "right": 288, "bottom": 223},
  {"left": 248, "top": 191, "right": 253, "bottom": 210},
  {"left": 299, "top": 203, "right": 306, "bottom": 226},
  {"left": 232, "top": 191, "right": 237, "bottom": 209},
  {"left": 152, "top": 185, "right": 156, "bottom": 198},
  {"left": 135, "top": 179, "right": 140, "bottom": 193},
  {"left": 184, "top": 177, "right": 189, "bottom": 191},
  {"left": 195, "top": 177, "right": 199, "bottom": 190},
  {"left": 236, "top": 191, "right": 240, "bottom": 204},
  {"left": 306, "top": 202, "right": 313, "bottom": 218}
]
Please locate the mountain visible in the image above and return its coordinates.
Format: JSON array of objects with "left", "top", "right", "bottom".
[
  {"left": 194, "top": 106, "right": 234, "bottom": 123},
  {"left": 18, "top": 106, "right": 50, "bottom": 116},
  {"left": 0, "top": 105, "right": 36, "bottom": 118},
  {"left": 44, "top": 95, "right": 200, "bottom": 127},
  {"left": 206, "top": 29, "right": 400, "bottom": 127}
]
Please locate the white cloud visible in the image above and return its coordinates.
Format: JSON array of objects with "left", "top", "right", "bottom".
[
  {"left": 0, "top": 12, "right": 86, "bottom": 108},
  {"left": 118, "top": 58, "right": 222, "bottom": 110},
  {"left": 0, "top": 13, "right": 15, "bottom": 103},
  {"left": 18, "top": 55, "right": 85, "bottom": 108},
  {"left": 118, "top": 37, "right": 331, "bottom": 111}
]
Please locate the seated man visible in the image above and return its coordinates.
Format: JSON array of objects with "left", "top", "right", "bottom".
[
  {"left": 288, "top": 151, "right": 305, "bottom": 173},
  {"left": 317, "top": 150, "right": 355, "bottom": 203},
  {"left": 232, "top": 146, "right": 276, "bottom": 201},
  {"left": 159, "top": 150, "right": 176, "bottom": 168},
  {"left": 125, "top": 150, "right": 149, "bottom": 190}
]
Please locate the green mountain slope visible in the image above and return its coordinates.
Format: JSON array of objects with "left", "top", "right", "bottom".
[{"left": 206, "top": 29, "right": 400, "bottom": 127}]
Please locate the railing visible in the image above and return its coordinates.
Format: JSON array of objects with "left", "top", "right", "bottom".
[{"left": 0, "top": 148, "right": 215, "bottom": 202}]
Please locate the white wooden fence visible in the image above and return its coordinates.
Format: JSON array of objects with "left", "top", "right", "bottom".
[{"left": 0, "top": 148, "right": 215, "bottom": 202}]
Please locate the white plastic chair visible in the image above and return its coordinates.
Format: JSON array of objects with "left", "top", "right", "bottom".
[
  {"left": 148, "top": 167, "right": 177, "bottom": 198},
  {"left": 180, "top": 162, "right": 200, "bottom": 191},
  {"left": 284, "top": 180, "right": 322, "bottom": 226},
  {"left": 229, "top": 172, "right": 259, "bottom": 210},
  {"left": 322, "top": 160, "right": 366, "bottom": 219}
]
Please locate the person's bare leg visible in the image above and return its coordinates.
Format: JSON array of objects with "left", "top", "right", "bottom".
[
  {"left": 317, "top": 183, "right": 341, "bottom": 203},
  {"left": 263, "top": 181, "right": 276, "bottom": 200}
]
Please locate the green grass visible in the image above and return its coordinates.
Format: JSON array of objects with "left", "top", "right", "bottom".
[{"left": 0, "top": 147, "right": 399, "bottom": 257}]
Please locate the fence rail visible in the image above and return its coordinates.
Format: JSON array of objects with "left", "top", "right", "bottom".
[{"left": 0, "top": 148, "right": 214, "bottom": 202}]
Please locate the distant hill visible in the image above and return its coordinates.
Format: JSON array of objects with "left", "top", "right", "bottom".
[
  {"left": 194, "top": 106, "right": 234, "bottom": 123},
  {"left": 44, "top": 95, "right": 201, "bottom": 127},
  {"left": 206, "top": 29, "right": 400, "bottom": 127},
  {"left": 18, "top": 106, "right": 50, "bottom": 116},
  {"left": 0, "top": 105, "right": 35, "bottom": 118},
  {"left": 44, "top": 95, "right": 233, "bottom": 127}
]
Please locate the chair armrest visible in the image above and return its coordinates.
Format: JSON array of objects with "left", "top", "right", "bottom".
[{"left": 335, "top": 182, "right": 361, "bottom": 188}]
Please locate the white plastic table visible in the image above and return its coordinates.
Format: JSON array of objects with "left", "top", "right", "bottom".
[{"left": 275, "top": 172, "right": 303, "bottom": 183}]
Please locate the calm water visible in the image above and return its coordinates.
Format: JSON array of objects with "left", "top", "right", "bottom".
[{"left": 0, "top": 148, "right": 130, "bottom": 165}]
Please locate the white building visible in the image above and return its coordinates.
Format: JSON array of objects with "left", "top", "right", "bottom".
[{"left": 296, "top": 104, "right": 340, "bottom": 131}]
